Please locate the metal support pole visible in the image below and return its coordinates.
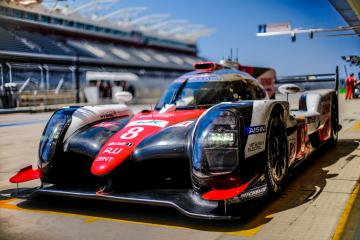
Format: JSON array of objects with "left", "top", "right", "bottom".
[
  {"left": 55, "top": 78, "right": 64, "bottom": 95},
  {"left": 335, "top": 65, "right": 339, "bottom": 94},
  {"left": 75, "top": 55, "right": 80, "bottom": 103},
  {"left": 5, "top": 63, "right": 13, "bottom": 108},
  {"left": 5, "top": 62, "right": 12, "bottom": 84},
  {"left": 38, "top": 64, "right": 44, "bottom": 90},
  {"left": 0, "top": 64, "right": 3, "bottom": 91},
  {"left": 43, "top": 64, "right": 50, "bottom": 90}
]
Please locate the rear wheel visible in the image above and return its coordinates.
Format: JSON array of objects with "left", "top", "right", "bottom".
[{"left": 265, "top": 114, "right": 288, "bottom": 194}]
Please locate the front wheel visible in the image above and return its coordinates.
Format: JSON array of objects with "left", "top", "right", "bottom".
[{"left": 265, "top": 115, "right": 288, "bottom": 194}]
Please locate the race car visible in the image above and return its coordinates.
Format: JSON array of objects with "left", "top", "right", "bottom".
[{"left": 10, "top": 61, "right": 340, "bottom": 219}]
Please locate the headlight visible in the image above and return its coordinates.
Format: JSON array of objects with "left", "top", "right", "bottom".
[
  {"left": 39, "top": 110, "right": 71, "bottom": 166},
  {"left": 205, "top": 132, "right": 236, "bottom": 147},
  {"left": 192, "top": 110, "right": 239, "bottom": 175}
]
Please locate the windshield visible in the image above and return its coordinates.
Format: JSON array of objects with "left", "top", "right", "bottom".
[{"left": 155, "top": 79, "right": 266, "bottom": 110}]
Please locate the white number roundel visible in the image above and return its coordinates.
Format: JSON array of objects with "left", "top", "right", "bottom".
[{"left": 120, "top": 127, "right": 144, "bottom": 139}]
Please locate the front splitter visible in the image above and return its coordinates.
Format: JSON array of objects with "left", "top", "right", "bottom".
[{"left": 14, "top": 185, "right": 265, "bottom": 220}]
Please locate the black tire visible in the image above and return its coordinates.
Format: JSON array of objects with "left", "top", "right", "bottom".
[
  {"left": 328, "top": 95, "right": 339, "bottom": 148},
  {"left": 265, "top": 114, "right": 288, "bottom": 194}
]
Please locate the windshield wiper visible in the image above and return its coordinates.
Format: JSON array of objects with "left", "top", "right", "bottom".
[{"left": 170, "top": 78, "right": 189, "bottom": 105}]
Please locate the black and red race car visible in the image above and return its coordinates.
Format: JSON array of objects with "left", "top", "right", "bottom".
[{"left": 10, "top": 62, "right": 340, "bottom": 219}]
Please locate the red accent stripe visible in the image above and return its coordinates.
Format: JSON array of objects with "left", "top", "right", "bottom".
[
  {"left": 201, "top": 182, "right": 250, "bottom": 200},
  {"left": 91, "top": 110, "right": 205, "bottom": 176}
]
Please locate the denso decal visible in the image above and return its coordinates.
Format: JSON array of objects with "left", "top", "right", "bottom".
[
  {"left": 127, "top": 120, "right": 169, "bottom": 128},
  {"left": 246, "top": 125, "right": 266, "bottom": 135}
]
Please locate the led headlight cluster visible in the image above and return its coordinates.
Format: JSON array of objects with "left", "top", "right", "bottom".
[
  {"left": 205, "top": 132, "right": 236, "bottom": 147},
  {"left": 193, "top": 110, "right": 240, "bottom": 175},
  {"left": 39, "top": 110, "right": 72, "bottom": 166}
]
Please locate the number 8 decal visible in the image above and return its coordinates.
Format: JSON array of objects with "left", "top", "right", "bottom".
[{"left": 120, "top": 127, "right": 144, "bottom": 139}]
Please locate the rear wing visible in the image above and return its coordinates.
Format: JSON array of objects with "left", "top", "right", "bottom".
[{"left": 276, "top": 66, "right": 339, "bottom": 94}]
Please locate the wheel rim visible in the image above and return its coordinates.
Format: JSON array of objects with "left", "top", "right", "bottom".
[{"left": 268, "top": 119, "right": 287, "bottom": 183}]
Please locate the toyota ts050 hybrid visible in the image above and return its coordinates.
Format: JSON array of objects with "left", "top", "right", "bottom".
[{"left": 10, "top": 61, "right": 340, "bottom": 219}]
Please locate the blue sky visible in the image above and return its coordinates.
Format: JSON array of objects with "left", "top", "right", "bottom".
[{"left": 66, "top": 0, "right": 359, "bottom": 76}]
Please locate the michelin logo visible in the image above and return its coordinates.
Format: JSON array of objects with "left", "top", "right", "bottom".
[
  {"left": 246, "top": 125, "right": 266, "bottom": 135},
  {"left": 239, "top": 186, "right": 267, "bottom": 199},
  {"left": 226, "top": 185, "right": 267, "bottom": 204}
]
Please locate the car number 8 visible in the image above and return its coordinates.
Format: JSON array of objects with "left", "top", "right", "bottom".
[{"left": 120, "top": 127, "right": 144, "bottom": 139}]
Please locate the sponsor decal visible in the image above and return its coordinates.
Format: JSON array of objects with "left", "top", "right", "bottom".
[
  {"left": 189, "top": 75, "right": 220, "bottom": 82},
  {"left": 108, "top": 142, "right": 132, "bottom": 147},
  {"left": 226, "top": 185, "right": 268, "bottom": 204},
  {"left": 100, "top": 111, "right": 116, "bottom": 119},
  {"left": 173, "top": 121, "right": 194, "bottom": 127},
  {"left": 246, "top": 125, "right": 266, "bottom": 135},
  {"left": 248, "top": 141, "right": 265, "bottom": 152},
  {"left": 95, "top": 156, "right": 114, "bottom": 162},
  {"left": 93, "top": 122, "right": 117, "bottom": 128},
  {"left": 239, "top": 186, "right": 267, "bottom": 199},
  {"left": 103, "top": 147, "right": 123, "bottom": 154},
  {"left": 127, "top": 120, "right": 169, "bottom": 128}
]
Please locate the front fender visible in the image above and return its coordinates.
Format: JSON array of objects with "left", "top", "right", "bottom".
[{"left": 190, "top": 101, "right": 291, "bottom": 192}]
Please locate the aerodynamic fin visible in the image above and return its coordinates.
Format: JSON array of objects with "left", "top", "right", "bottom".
[{"left": 9, "top": 165, "right": 42, "bottom": 183}]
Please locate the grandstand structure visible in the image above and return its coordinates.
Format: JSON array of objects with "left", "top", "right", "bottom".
[{"left": 0, "top": 0, "right": 214, "bottom": 108}]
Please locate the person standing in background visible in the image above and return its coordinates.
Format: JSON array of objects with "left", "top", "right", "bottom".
[{"left": 345, "top": 73, "right": 356, "bottom": 100}]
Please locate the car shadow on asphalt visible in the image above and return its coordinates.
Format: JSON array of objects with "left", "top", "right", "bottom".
[
  {"left": 1, "top": 139, "right": 359, "bottom": 233},
  {"left": 241, "top": 138, "right": 359, "bottom": 229}
]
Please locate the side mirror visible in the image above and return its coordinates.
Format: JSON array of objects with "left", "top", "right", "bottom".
[
  {"left": 159, "top": 104, "right": 176, "bottom": 113},
  {"left": 278, "top": 84, "right": 301, "bottom": 94},
  {"left": 114, "top": 91, "right": 133, "bottom": 103},
  {"left": 278, "top": 84, "right": 301, "bottom": 101}
]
